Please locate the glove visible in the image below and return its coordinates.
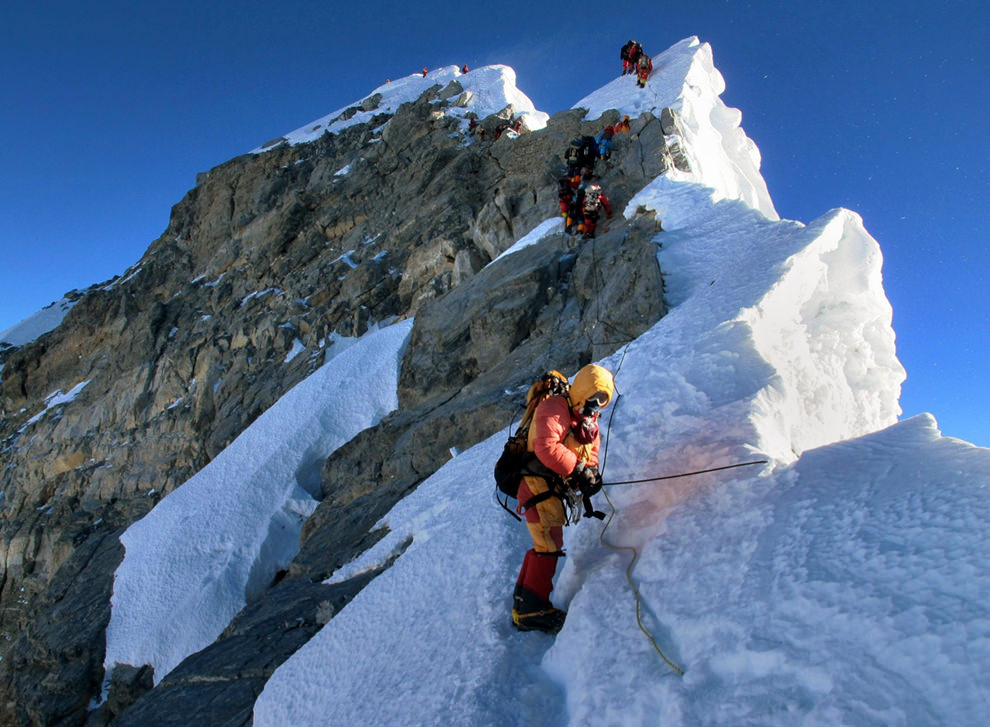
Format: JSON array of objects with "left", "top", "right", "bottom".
[
  {"left": 571, "top": 462, "right": 606, "bottom": 520},
  {"left": 570, "top": 461, "right": 603, "bottom": 497}
]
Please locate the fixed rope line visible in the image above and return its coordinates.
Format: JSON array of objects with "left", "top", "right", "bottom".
[
  {"left": 604, "top": 459, "right": 769, "bottom": 487},
  {"left": 600, "top": 485, "right": 685, "bottom": 676},
  {"left": 598, "top": 391, "right": 685, "bottom": 676}
]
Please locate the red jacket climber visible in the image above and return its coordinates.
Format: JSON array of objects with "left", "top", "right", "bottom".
[
  {"left": 512, "top": 364, "right": 615, "bottom": 633},
  {"left": 620, "top": 40, "right": 643, "bottom": 76},
  {"left": 580, "top": 178, "right": 613, "bottom": 239},
  {"left": 636, "top": 53, "right": 653, "bottom": 88}
]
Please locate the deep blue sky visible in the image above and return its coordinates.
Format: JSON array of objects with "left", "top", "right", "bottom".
[{"left": 2, "top": 1, "right": 987, "bottom": 446}]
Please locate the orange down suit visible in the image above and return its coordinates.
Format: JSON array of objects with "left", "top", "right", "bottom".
[{"left": 515, "top": 364, "right": 614, "bottom": 602}]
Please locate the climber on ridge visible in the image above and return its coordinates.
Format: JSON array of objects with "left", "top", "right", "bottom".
[
  {"left": 512, "top": 364, "right": 615, "bottom": 634},
  {"left": 620, "top": 40, "right": 643, "bottom": 76},
  {"left": 557, "top": 175, "right": 585, "bottom": 235},
  {"left": 635, "top": 52, "right": 653, "bottom": 88},
  {"left": 596, "top": 125, "right": 615, "bottom": 161},
  {"left": 563, "top": 135, "right": 599, "bottom": 176},
  {"left": 580, "top": 173, "right": 613, "bottom": 239}
]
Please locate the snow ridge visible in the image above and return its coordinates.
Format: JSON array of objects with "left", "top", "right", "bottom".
[
  {"left": 576, "top": 36, "right": 777, "bottom": 220},
  {"left": 250, "top": 64, "right": 548, "bottom": 153},
  {"left": 103, "top": 320, "right": 413, "bottom": 685},
  {"left": 0, "top": 296, "right": 76, "bottom": 349}
]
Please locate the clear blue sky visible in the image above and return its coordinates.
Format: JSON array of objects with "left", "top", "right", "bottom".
[{"left": 2, "top": 0, "right": 987, "bottom": 446}]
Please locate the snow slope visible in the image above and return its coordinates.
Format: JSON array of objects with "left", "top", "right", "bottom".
[
  {"left": 103, "top": 320, "right": 413, "bottom": 683},
  {"left": 102, "top": 37, "right": 990, "bottom": 726},
  {"left": 250, "top": 63, "right": 549, "bottom": 152},
  {"left": 249, "top": 182, "right": 926, "bottom": 726}
]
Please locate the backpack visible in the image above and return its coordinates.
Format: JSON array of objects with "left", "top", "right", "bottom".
[
  {"left": 493, "top": 371, "right": 570, "bottom": 518},
  {"left": 579, "top": 135, "right": 598, "bottom": 162},
  {"left": 583, "top": 185, "right": 602, "bottom": 213}
]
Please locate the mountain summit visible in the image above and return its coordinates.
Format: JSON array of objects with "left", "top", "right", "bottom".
[{"left": 1, "top": 37, "right": 987, "bottom": 727}]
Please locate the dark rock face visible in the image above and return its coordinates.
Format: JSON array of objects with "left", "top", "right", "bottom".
[
  {"left": 0, "top": 85, "right": 677, "bottom": 725},
  {"left": 92, "top": 570, "right": 388, "bottom": 727},
  {"left": 1, "top": 528, "right": 125, "bottom": 726}
]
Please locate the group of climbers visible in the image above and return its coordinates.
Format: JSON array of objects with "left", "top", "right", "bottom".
[
  {"left": 509, "top": 40, "right": 653, "bottom": 629},
  {"left": 556, "top": 117, "right": 633, "bottom": 239},
  {"left": 486, "top": 40, "right": 662, "bottom": 632},
  {"left": 557, "top": 135, "right": 612, "bottom": 237},
  {"left": 468, "top": 115, "right": 524, "bottom": 141},
  {"left": 620, "top": 39, "right": 654, "bottom": 88},
  {"left": 420, "top": 64, "right": 469, "bottom": 77}
]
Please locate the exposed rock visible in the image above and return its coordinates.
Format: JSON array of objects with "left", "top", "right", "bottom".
[
  {"left": 0, "top": 527, "right": 126, "bottom": 727},
  {"left": 0, "top": 80, "right": 675, "bottom": 725},
  {"left": 100, "top": 664, "right": 155, "bottom": 723},
  {"left": 104, "top": 572, "right": 385, "bottom": 727}
]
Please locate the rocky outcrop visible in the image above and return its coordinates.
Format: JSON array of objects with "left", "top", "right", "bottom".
[{"left": 0, "top": 84, "right": 675, "bottom": 725}]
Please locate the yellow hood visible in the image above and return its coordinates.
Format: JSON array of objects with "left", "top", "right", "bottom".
[{"left": 570, "top": 364, "right": 615, "bottom": 410}]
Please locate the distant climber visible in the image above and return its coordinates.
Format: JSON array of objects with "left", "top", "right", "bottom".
[
  {"left": 512, "top": 365, "right": 615, "bottom": 634},
  {"left": 596, "top": 125, "right": 615, "bottom": 161},
  {"left": 567, "top": 189, "right": 585, "bottom": 236},
  {"left": 461, "top": 64, "right": 469, "bottom": 73},
  {"left": 557, "top": 177, "right": 582, "bottom": 235},
  {"left": 580, "top": 173, "right": 613, "bottom": 239},
  {"left": 615, "top": 115, "right": 631, "bottom": 134},
  {"left": 620, "top": 40, "right": 643, "bottom": 76},
  {"left": 422, "top": 67, "right": 428, "bottom": 77},
  {"left": 635, "top": 53, "right": 653, "bottom": 88},
  {"left": 564, "top": 135, "right": 599, "bottom": 175}
]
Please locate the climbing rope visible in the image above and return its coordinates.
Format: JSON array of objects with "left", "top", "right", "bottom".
[
  {"left": 604, "top": 459, "right": 769, "bottom": 487},
  {"left": 600, "top": 485, "right": 685, "bottom": 675},
  {"left": 598, "top": 390, "right": 685, "bottom": 675}
]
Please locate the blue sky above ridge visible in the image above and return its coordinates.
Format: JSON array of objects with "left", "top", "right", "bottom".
[{"left": 1, "top": 0, "right": 987, "bottom": 446}]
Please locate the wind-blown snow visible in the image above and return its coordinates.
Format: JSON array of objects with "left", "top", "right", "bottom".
[
  {"left": 0, "top": 296, "right": 76, "bottom": 348},
  {"left": 103, "top": 320, "right": 413, "bottom": 684},
  {"left": 250, "top": 64, "right": 548, "bottom": 153},
  {"left": 103, "top": 36, "right": 990, "bottom": 727}
]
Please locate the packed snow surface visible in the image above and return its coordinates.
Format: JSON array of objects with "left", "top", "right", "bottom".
[
  {"left": 103, "top": 320, "right": 413, "bottom": 684},
  {"left": 250, "top": 63, "right": 548, "bottom": 152},
  {"left": 101, "top": 36, "right": 990, "bottom": 726}
]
